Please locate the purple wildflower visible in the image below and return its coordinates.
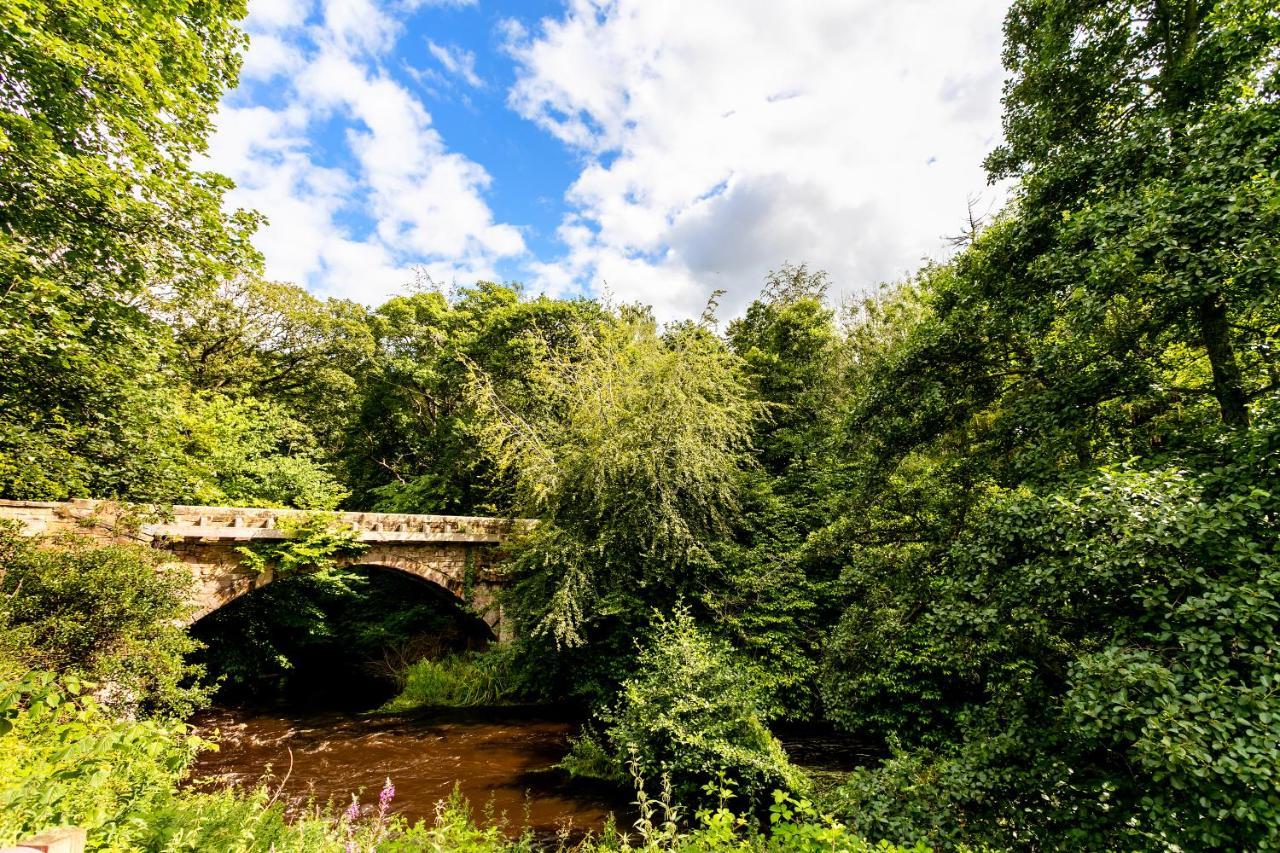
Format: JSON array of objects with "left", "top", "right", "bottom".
[
  {"left": 343, "top": 795, "right": 359, "bottom": 853},
  {"left": 378, "top": 778, "right": 395, "bottom": 816}
]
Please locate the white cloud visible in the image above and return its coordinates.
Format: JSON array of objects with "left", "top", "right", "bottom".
[
  {"left": 244, "top": 0, "right": 313, "bottom": 31},
  {"left": 239, "top": 33, "right": 306, "bottom": 81},
  {"left": 427, "top": 40, "right": 484, "bottom": 88},
  {"left": 205, "top": 0, "right": 522, "bottom": 305},
  {"left": 506, "top": 0, "right": 1012, "bottom": 319},
  {"left": 320, "top": 0, "right": 400, "bottom": 53}
]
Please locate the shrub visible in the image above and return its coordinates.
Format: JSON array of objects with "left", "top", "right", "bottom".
[
  {"left": 0, "top": 525, "right": 206, "bottom": 717},
  {"left": 557, "top": 726, "right": 624, "bottom": 783},
  {"left": 0, "top": 672, "right": 196, "bottom": 851},
  {"left": 606, "top": 608, "right": 807, "bottom": 808}
]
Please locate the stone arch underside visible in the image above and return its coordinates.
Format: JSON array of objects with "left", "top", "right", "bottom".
[{"left": 178, "top": 541, "right": 505, "bottom": 637}]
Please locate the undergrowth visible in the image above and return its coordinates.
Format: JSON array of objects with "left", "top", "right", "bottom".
[{"left": 380, "top": 648, "right": 524, "bottom": 711}]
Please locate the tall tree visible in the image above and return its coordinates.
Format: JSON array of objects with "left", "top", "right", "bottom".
[
  {"left": 0, "top": 0, "right": 257, "bottom": 499},
  {"left": 988, "top": 0, "right": 1280, "bottom": 429},
  {"left": 727, "top": 263, "right": 841, "bottom": 481},
  {"left": 345, "top": 283, "right": 604, "bottom": 514},
  {"left": 165, "top": 277, "right": 374, "bottom": 455},
  {"left": 813, "top": 2, "right": 1280, "bottom": 846},
  {"left": 471, "top": 307, "right": 758, "bottom": 699}
]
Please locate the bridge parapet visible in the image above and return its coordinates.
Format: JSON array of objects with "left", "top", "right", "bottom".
[
  {"left": 0, "top": 500, "right": 529, "bottom": 638},
  {"left": 0, "top": 499, "right": 523, "bottom": 544},
  {"left": 146, "top": 507, "right": 516, "bottom": 544}
]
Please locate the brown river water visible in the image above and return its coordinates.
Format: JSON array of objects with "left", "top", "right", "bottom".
[
  {"left": 188, "top": 706, "right": 877, "bottom": 839},
  {"left": 188, "top": 706, "right": 628, "bottom": 838}
]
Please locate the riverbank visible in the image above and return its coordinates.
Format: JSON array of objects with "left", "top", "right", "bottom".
[
  {"left": 185, "top": 702, "right": 895, "bottom": 841},
  {"left": 6, "top": 673, "right": 921, "bottom": 851}
]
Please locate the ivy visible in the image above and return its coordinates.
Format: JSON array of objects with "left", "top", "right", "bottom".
[{"left": 235, "top": 515, "right": 368, "bottom": 580}]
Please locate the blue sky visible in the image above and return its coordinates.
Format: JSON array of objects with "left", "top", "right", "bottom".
[
  {"left": 324, "top": 0, "right": 576, "bottom": 263},
  {"left": 208, "top": 0, "right": 1012, "bottom": 319}
]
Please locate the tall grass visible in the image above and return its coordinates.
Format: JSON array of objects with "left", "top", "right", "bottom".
[{"left": 379, "top": 649, "right": 523, "bottom": 712}]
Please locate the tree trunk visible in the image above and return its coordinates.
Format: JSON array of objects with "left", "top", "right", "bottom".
[{"left": 1198, "top": 293, "right": 1249, "bottom": 428}]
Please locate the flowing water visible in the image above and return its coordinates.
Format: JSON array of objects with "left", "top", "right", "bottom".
[
  {"left": 189, "top": 706, "right": 627, "bottom": 838},
  {"left": 188, "top": 705, "right": 878, "bottom": 840}
]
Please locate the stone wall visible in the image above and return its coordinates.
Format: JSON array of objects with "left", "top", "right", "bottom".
[{"left": 0, "top": 499, "right": 520, "bottom": 640}]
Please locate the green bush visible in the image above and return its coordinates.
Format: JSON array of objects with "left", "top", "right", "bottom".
[
  {"left": 607, "top": 608, "right": 807, "bottom": 809},
  {"left": 0, "top": 673, "right": 488, "bottom": 851},
  {"left": 828, "top": 415, "right": 1280, "bottom": 849},
  {"left": 144, "top": 786, "right": 339, "bottom": 852},
  {"left": 0, "top": 525, "right": 207, "bottom": 716},
  {"left": 0, "top": 672, "right": 195, "bottom": 851},
  {"left": 557, "top": 726, "right": 624, "bottom": 783}
]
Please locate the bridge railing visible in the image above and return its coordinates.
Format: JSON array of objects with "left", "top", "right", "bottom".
[{"left": 0, "top": 500, "right": 532, "bottom": 545}]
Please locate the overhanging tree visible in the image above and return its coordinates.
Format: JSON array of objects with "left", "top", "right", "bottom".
[
  {"left": 0, "top": 0, "right": 259, "bottom": 499},
  {"left": 988, "top": 0, "right": 1280, "bottom": 430}
]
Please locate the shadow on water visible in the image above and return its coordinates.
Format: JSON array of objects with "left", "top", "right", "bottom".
[{"left": 775, "top": 723, "right": 885, "bottom": 773}]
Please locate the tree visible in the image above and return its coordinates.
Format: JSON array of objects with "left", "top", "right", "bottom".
[
  {"left": 165, "top": 278, "right": 374, "bottom": 454},
  {"left": 344, "top": 283, "right": 604, "bottom": 514},
  {"left": 813, "top": 3, "right": 1280, "bottom": 846},
  {"left": 727, "top": 263, "right": 841, "bottom": 480},
  {"left": 988, "top": 0, "right": 1280, "bottom": 429},
  {"left": 469, "top": 307, "right": 758, "bottom": 700},
  {"left": 0, "top": 0, "right": 258, "bottom": 500},
  {"left": 175, "top": 393, "right": 349, "bottom": 510},
  {"left": 709, "top": 266, "right": 850, "bottom": 721},
  {"left": 834, "top": 409, "right": 1280, "bottom": 848}
]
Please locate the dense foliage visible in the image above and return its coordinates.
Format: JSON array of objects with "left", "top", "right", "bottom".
[
  {"left": 605, "top": 609, "right": 806, "bottom": 808},
  {"left": 0, "top": 0, "right": 260, "bottom": 501},
  {"left": 0, "top": 525, "right": 205, "bottom": 717},
  {"left": 2, "top": 0, "right": 1279, "bottom": 849}
]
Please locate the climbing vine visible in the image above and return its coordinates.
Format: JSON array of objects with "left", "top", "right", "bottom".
[
  {"left": 462, "top": 548, "right": 477, "bottom": 602},
  {"left": 235, "top": 514, "right": 367, "bottom": 579}
]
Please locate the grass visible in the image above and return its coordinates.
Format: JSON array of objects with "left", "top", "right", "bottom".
[{"left": 379, "top": 649, "right": 523, "bottom": 712}]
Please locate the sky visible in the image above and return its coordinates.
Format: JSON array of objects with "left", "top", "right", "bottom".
[{"left": 206, "top": 0, "right": 1013, "bottom": 321}]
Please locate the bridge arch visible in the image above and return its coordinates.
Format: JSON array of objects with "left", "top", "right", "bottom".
[
  {"left": 189, "top": 559, "right": 497, "bottom": 643},
  {"left": 343, "top": 560, "right": 498, "bottom": 641},
  {"left": 188, "top": 556, "right": 498, "bottom": 705},
  {"left": 0, "top": 499, "right": 521, "bottom": 641}
]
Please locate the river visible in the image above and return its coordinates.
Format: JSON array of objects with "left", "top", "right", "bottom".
[
  {"left": 189, "top": 706, "right": 627, "bottom": 838},
  {"left": 188, "top": 706, "right": 876, "bottom": 839}
]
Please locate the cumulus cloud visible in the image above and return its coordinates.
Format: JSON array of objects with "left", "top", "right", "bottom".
[
  {"left": 505, "top": 0, "right": 1012, "bottom": 319},
  {"left": 205, "top": 0, "right": 521, "bottom": 304}
]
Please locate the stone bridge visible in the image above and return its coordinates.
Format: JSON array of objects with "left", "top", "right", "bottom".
[{"left": 0, "top": 499, "right": 527, "bottom": 640}]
